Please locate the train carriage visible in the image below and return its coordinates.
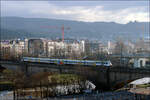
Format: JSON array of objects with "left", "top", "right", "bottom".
[{"left": 22, "top": 57, "right": 112, "bottom": 67}]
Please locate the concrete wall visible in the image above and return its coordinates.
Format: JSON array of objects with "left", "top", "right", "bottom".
[{"left": 109, "top": 67, "right": 150, "bottom": 87}]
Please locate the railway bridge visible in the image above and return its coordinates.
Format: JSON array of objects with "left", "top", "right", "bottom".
[{"left": 0, "top": 60, "right": 150, "bottom": 90}]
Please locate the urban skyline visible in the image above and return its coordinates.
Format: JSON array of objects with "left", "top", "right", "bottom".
[{"left": 0, "top": 1, "right": 150, "bottom": 99}]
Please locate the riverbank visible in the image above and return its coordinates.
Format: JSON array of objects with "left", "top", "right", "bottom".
[
  {"left": 45, "top": 91, "right": 150, "bottom": 100},
  {"left": 1, "top": 90, "right": 150, "bottom": 100}
]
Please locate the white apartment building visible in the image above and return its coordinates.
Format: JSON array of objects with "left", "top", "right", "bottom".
[
  {"left": 12, "top": 41, "right": 25, "bottom": 55},
  {"left": 0, "top": 41, "right": 13, "bottom": 59},
  {"left": 0, "top": 39, "right": 28, "bottom": 58},
  {"left": 47, "top": 40, "right": 85, "bottom": 57},
  {"left": 107, "top": 41, "right": 116, "bottom": 54}
]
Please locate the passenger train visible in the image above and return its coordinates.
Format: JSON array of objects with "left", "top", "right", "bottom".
[{"left": 22, "top": 57, "right": 112, "bottom": 67}]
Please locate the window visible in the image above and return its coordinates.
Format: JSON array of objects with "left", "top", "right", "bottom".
[
  {"left": 140, "top": 60, "right": 143, "bottom": 67},
  {"left": 146, "top": 61, "right": 150, "bottom": 65}
]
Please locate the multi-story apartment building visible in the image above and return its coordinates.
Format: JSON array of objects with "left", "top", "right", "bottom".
[
  {"left": 46, "top": 39, "right": 85, "bottom": 58},
  {"left": 28, "top": 39, "right": 44, "bottom": 57},
  {"left": 0, "top": 38, "right": 29, "bottom": 59},
  {"left": 0, "top": 41, "right": 12, "bottom": 59},
  {"left": 12, "top": 40, "right": 25, "bottom": 56}
]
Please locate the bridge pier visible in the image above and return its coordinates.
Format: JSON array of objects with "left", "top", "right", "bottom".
[
  {"left": 106, "top": 67, "right": 110, "bottom": 88},
  {"left": 20, "top": 62, "right": 28, "bottom": 74}
]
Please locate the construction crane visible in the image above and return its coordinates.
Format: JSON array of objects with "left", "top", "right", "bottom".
[{"left": 41, "top": 25, "right": 70, "bottom": 42}]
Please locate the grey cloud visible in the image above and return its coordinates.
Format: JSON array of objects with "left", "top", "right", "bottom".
[{"left": 1, "top": 1, "right": 149, "bottom": 23}]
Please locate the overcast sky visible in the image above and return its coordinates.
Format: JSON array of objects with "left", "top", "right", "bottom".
[{"left": 1, "top": 0, "right": 149, "bottom": 24}]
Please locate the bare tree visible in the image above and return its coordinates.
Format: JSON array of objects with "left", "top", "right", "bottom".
[{"left": 114, "top": 37, "right": 127, "bottom": 66}]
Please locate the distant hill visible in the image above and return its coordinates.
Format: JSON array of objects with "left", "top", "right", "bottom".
[{"left": 0, "top": 16, "right": 149, "bottom": 41}]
